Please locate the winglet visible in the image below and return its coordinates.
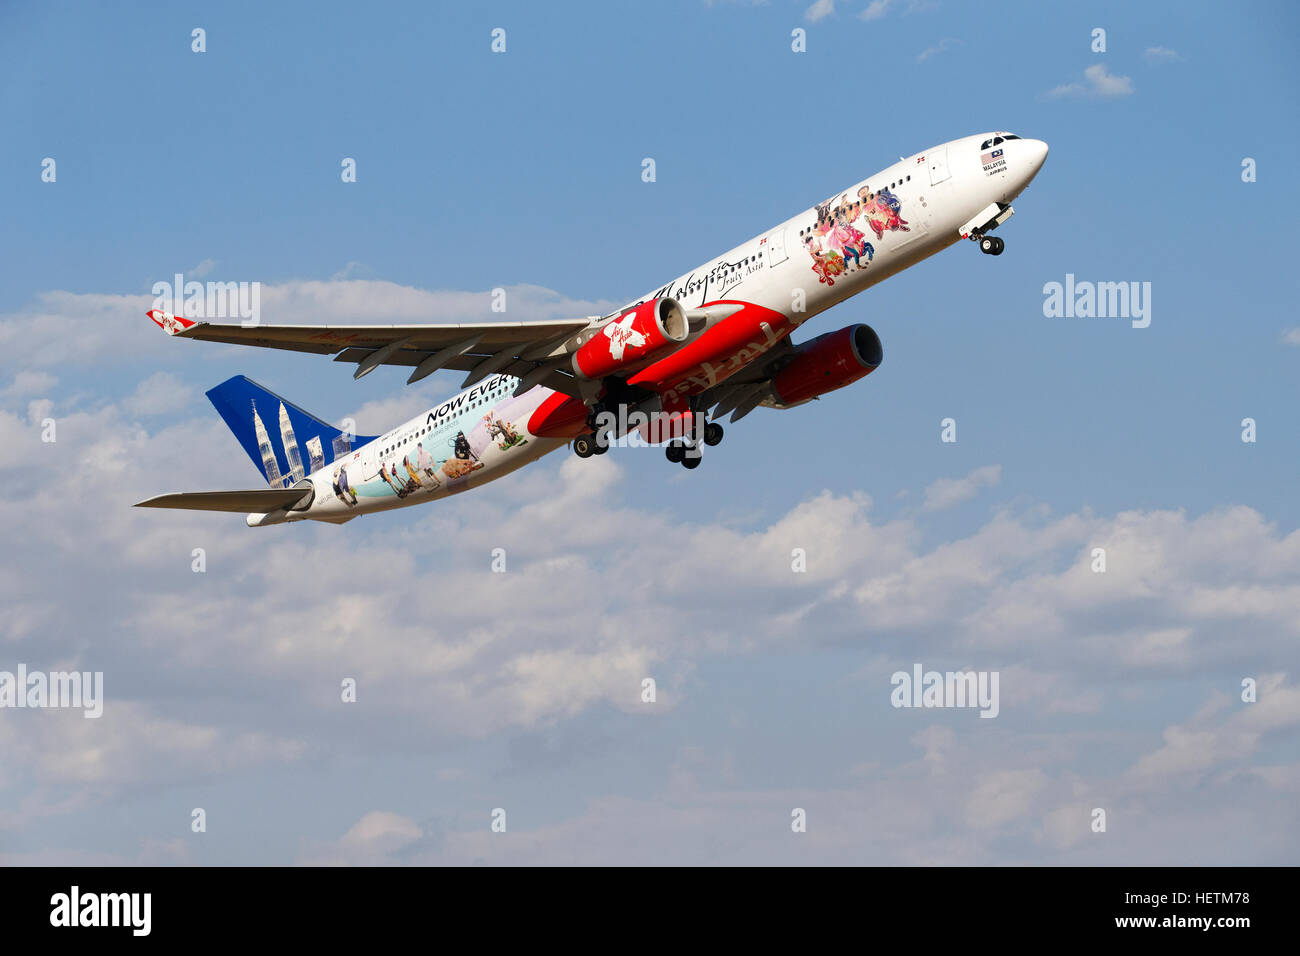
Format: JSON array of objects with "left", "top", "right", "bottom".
[{"left": 146, "top": 309, "right": 197, "bottom": 336}]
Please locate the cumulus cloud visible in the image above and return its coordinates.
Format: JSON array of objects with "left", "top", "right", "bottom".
[
  {"left": 2, "top": 370, "right": 57, "bottom": 398},
  {"left": 122, "top": 372, "right": 196, "bottom": 417},
  {"left": 3, "top": 278, "right": 1298, "bottom": 864},
  {"left": 4, "top": 372, "right": 1297, "bottom": 857},
  {"left": 922, "top": 464, "right": 1001, "bottom": 511},
  {"left": 1045, "top": 63, "right": 1135, "bottom": 99},
  {"left": 805, "top": 0, "right": 835, "bottom": 22}
]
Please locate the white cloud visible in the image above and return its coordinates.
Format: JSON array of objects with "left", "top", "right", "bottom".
[
  {"left": 806, "top": 0, "right": 835, "bottom": 22},
  {"left": 922, "top": 464, "right": 1001, "bottom": 511},
  {"left": 966, "top": 769, "right": 1047, "bottom": 828},
  {"left": 1144, "top": 46, "right": 1181, "bottom": 63},
  {"left": 1281, "top": 328, "right": 1300, "bottom": 346},
  {"left": 860, "top": 0, "right": 933, "bottom": 20},
  {"left": 1129, "top": 674, "right": 1300, "bottom": 780},
  {"left": 916, "top": 37, "right": 960, "bottom": 62},
  {"left": 1046, "top": 63, "right": 1134, "bottom": 99},
  {"left": 122, "top": 371, "right": 195, "bottom": 417},
  {"left": 2, "top": 370, "right": 57, "bottom": 398},
  {"left": 3, "top": 280, "right": 1299, "bottom": 863}
]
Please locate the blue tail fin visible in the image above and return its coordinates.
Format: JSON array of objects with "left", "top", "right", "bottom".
[{"left": 205, "top": 375, "right": 377, "bottom": 487}]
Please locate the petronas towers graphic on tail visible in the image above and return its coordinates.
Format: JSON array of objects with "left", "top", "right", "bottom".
[
  {"left": 251, "top": 400, "right": 308, "bottom": 485},
  {"left": 278, "top": 402, "right": 305, "bottom": 481},
  {"left": 252, "top": 402, "right": 283, "bottom": 487}
]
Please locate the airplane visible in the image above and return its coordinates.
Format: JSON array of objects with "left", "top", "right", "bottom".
[{"left": 136, "top": 131, "right": 1048, "bottom": 526}]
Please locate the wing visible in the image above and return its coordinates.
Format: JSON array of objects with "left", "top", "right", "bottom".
[
  {"left": 135, "top": 488, "right": 313, "bottom": 513},
  {"left": 694, "top": 336, "right": 795, "bottom": 423},
  {"left": 147, "top": 309, "right": 592, "bottom": 396}
]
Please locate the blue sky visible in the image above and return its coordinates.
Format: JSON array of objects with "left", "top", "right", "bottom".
[{"left": 1, "top": 0, "right": 1297, "bottom": 865}]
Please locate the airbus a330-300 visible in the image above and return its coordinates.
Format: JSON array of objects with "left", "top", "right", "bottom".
[{"left": 137, "top": 132, "right": 1048, "bottom": 526}]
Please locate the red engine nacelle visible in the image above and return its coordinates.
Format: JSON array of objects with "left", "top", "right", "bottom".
[
  {"left": 571, "top": 298, "right": 690, "bottom": 380},
  {"left": 770, "top": 324, "right": 883, "bottom": 407}
]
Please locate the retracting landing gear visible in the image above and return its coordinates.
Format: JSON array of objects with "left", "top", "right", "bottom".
[
  {"left": 574, "top": 399, "right": 723, "bottom": 468},
  {"left": 572, "top": 431, "right": 609, "bottom": 458},
  {"left": 962, "top": 202, "right": 1012, "bottom": 258},
  {"left": 665, "top": 422, "right": 721, "bottom": 470},
  {"left": 664, "top": 439, "right": 703, "bottom": 468}
]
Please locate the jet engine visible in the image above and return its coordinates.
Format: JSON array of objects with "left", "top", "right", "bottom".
[
  {"left": 571, "top": 298, "right": 690, "bottom": 380},
  {"left": 769, "top": 324, "right": 883, "bottom": 408}
]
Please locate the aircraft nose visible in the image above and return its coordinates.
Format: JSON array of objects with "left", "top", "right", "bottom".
[{"left": 1023, "top": 138, "right": 1049, "bottom": 172}]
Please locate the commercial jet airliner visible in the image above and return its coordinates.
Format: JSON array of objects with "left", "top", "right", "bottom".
[{"left": 137, "top": 132, "right": 1048, "bottom": 526}]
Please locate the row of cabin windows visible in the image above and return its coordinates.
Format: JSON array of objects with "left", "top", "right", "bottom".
[
  {"left": 378, "top": 381, "right": 510, "bottom": 455},
  {"left": 796, "top": 174, "right": 911, "bottom": 238},
  {"left": 698, "top": 162, "right": 912, "bottom": 285},
  {"left": 684, "top": 252, "right": 763, "bottom": 292}
]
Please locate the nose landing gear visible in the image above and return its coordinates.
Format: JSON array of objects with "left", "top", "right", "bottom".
[{"left": 978, "top": 235, "right": 1005, "bottom": 256}]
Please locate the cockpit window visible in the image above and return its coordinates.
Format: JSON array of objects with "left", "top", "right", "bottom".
[{"left": 982, "top": 133, "right": 1021, "bottom": 149}]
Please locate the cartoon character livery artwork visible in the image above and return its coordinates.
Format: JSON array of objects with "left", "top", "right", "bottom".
[
  {"left": 137, "top": 131, "right": 1049, "bottom": 526},
  {"left": 800, "top": 184, "right": 913, "bottom": 286}
]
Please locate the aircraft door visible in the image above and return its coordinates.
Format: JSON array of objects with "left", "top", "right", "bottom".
[
  {"left": 765, "top": 225, "right": 789, "bottom": 267},
  {"left": 927, "top": 146, "right": 950, "bottom": 186}
]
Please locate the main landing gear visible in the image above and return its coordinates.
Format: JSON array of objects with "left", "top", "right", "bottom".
[
  {"left": 572, "top": 402, "right": 726, "bottom": 469},
  {"left": 663, "top": 421, "right": 723, "bottom": 470},
  {"left": 977, "top": 234, "right": 1005, "bottom": 256},
  {"left": 572, "top": 431, "right": 609, "bottom": 459}
]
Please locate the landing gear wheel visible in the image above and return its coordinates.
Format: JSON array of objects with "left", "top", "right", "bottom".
[
  {"left": 979, "top": 236, "right": 996, "bottom": 255},
  {"left": 990, "top": 236, "right": 1005, "bottom": 256},
  {"left": 592, "top": 431, "right": 610, "bottom": 455},
  {"left": 704, "top": 422, "right": 724, "bottom": 447},
  {"left": 573, "top": 434, "right": 596, "bottom": 458},
  {"left": 681, "top": 452, "right": 702, "bottom": 470},
  {"left": 665, "top": 440, "right": 685, "bottom": 464}
]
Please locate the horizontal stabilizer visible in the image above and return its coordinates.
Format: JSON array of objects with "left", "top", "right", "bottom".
[{"left": 134, "top": 488, "right": 312, "bottom": 513}]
